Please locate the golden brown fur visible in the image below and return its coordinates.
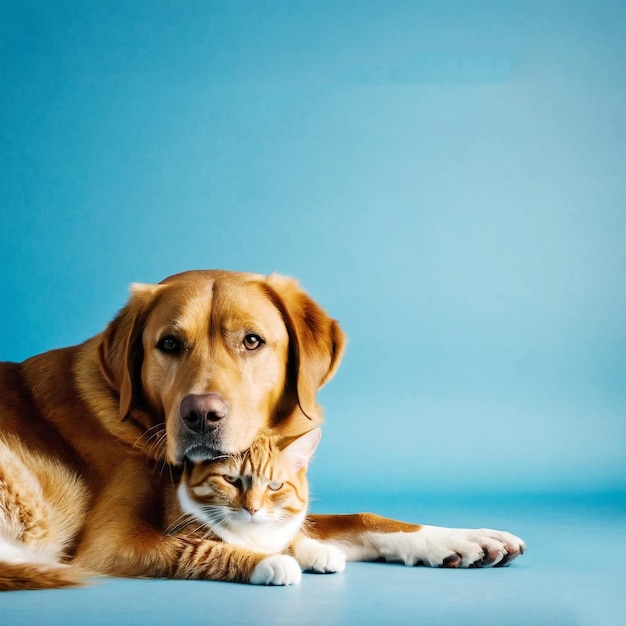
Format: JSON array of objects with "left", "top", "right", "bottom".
[
  {"left": 0, "top": 435, "right": 89, "bottom": 590},
  {"left": 0, "top": 269, "right": 525, "bottom": 590},
  {"left": 0, "top": 269, "right": 347, "bottom": 588}
]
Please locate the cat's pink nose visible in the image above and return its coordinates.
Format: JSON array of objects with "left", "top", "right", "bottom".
[{"left": 246, "top": 506, "right": 258, "bottom": 515}]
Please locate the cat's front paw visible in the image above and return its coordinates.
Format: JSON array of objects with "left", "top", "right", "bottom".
[
  {"left": 250, "top": 555, "right": 302, "bottom": 586},
  {"left": 293, "top": 537, "right": 346, "bottom": 574}
]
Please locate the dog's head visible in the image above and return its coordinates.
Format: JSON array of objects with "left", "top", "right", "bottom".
[{"left": 98, "top": 270, "right": 345, "bottom": 465}]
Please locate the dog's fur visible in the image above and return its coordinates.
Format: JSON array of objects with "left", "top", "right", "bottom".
[{"left": 0, "top": 270, "right": 524, "bottom": 589}]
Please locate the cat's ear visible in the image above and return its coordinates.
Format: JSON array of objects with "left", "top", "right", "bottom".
[{"left": 283, "top": 428, "right": 322, "bottom": 472}]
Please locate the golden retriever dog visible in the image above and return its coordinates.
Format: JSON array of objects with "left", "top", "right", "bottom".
[{"left": 0, "top": 270, "right": 524, "bottom": 589}]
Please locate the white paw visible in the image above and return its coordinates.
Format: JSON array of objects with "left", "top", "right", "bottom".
[
  {"left": 293, "top": 537, "right": 346, "bottom": 574},
  {"left": 250, "top": 555, "right": 302, "bottom": 586},
  {"left": 371, "top": 526, "right": 526, "bottom": 568},
  {"left": 459, "top": 528, "right": 526, "bottom": 567}
]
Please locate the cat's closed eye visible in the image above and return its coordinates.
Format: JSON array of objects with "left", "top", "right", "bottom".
[
  {"left": 223, "top": 475, "right": 242, "bottom": 489},
  {"left": 268, "top": 481, "right": 283, "bottom": 491}
]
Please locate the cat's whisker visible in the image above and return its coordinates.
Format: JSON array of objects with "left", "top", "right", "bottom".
[
  {"left": 275, "top": 514, "right": 296, "bottom": 529},
  {"left": 165, "top": 513, "right": 197, "bottom": 536},
  {"left": 171, "top": 518, "right": 217, "bottom": 541},
  {"left": 199, "top": 506, "right": 234, "bottom": 530}
]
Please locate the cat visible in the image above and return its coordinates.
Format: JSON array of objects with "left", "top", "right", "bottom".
[{"left": 171, "top": 427, "right": 346, "bottom": 585}]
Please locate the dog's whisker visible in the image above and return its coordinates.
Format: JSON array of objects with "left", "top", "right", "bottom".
[
  {"left": 134, "top": 427, "right": 169, "bottom": 471},
  {"left": 133, "top": 423, "right": 166, "bottom": 449},
  {"left": 147, "top": 431, "right": 167, "bottom": 454}
]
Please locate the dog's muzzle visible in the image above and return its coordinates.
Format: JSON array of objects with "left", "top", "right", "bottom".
[{"left": 179, "top": 392, "right": 229, "bottom": 461}]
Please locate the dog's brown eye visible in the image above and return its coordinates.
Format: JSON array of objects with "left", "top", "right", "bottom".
[
  {"left": 157, "top": 335, "right": 182, "bottom": 355},
  {"left": 243, "top": 333, "right": 264, "bottom": 351}
]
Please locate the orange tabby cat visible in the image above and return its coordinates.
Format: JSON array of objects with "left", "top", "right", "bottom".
[{"left": 172, "top": 428, "right": 345, "bottom": 585}]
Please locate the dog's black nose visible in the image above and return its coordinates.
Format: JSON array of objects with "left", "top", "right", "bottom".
[{"left": 180, "top": 393, "right": 228, "bottom": 434}]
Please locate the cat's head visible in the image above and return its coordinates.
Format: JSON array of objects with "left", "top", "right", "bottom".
[{"left": 177, "top": 428, "right": 321, "bottom": 553}]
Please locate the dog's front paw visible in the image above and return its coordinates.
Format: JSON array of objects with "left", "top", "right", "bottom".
[
  {"left": 404, "top": 526, "right": 526, "bottom": 568},
  {"left": 370, "top": 525, "right": 525, "bottom": 568},
  {"left": 293, "top": 537, "right": 346, "bottom": 574},
  {"left": 446, "top": 528, "right": 526, "bottom": 568},
  {"left": 250, "top": 555, "right": 302, "bottom": 586}
]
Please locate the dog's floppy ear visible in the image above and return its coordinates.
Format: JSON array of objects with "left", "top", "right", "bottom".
[
  {"left": 99, "top": 282, "right": 165, "bottom": 420},
  {"left": 265, "top": 274, "right": 346, "bottom": 420}
]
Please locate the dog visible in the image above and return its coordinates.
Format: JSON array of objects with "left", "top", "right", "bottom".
[{"left": 0, "top": 270, "right": 524, "bottom": 589}]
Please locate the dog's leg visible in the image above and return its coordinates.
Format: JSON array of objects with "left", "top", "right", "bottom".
[
  {"left": 306, "top": 513, "right": 525, "bottom": 568},
  {"left": 76, "top": 522, "right": 303, "bottom": 585}
]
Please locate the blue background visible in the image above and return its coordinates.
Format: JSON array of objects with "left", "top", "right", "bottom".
[
  {"left": 1, "top": 2, "right": 625, "bottom": 623},
  {"left": 2, "top": 0, "right": 624, "bottom": 498}
]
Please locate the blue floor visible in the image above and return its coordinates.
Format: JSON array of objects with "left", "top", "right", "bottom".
[{"left": 2, "top": 494, "right": 624, "bottom": 626}]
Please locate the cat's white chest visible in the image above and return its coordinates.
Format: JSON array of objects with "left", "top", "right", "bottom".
[{"left": 216, "top": 516, "right": 303, "bottom": 554}]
